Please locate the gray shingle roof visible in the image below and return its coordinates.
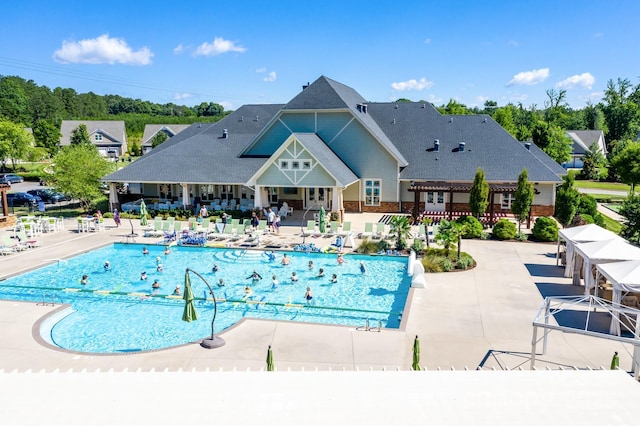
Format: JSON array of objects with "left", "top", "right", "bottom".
[
  {"left": 292, "top": 133, "right": 359, "bottom": 187},
  {"left": 567, "top": 130, "right": 606, "bottom": 155},
  {"left": 60, "top": 120, "right": 126, "bottom": 145},
  {"left": 366, "top": 102, "right": 563, "bottom": 183},
  {"left": 104, "top": 105, "right": 282, "bottom": 184},
  {"left": 141, "top": 124, "right": 190, "bottom": 146}
]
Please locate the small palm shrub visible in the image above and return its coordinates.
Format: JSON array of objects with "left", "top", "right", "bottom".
[
  {"left": 532, "top": 216, "right": 559, "bottom": 242},
  {"left": 456, "top": 215, "right": 483, "bottom": 238},
  {"left": 377, "top": 239, "right": 391, "bottom": 252},
  {"left": 357, "top": 238, "right": 379, "bottom": 254},
  {"left": 441, "top": 258, "right": 454, "bottom": 272},
  {"left": 410, "top": 239, "right": 425, "bottom": 254},
  {"left": 455, "top": 254, "right": 475, "bottom": 270},
  {"left": 422, "top": 255, "right": 445, "bottom": 272},
  {"left": 492, "top": 219, "right": 517, "bottom": 240},
  {"left": 515, "top": 232, "right": 528, "bottom": 241},
  {"left": 480, "top": 231, "right": 490, "bottom": 240}
]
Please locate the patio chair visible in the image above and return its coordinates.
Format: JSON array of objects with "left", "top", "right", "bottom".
[
  {"left": 216, "top": 224, "right": 234, "bottom": 240},
  {"left": 144, "top": 219, "right": 164, "bottom": 237},
  {"left": 302, "top": 220, "right": 317, "bottom": 237},
  {"left": 415, "top": 224, "right": 427, "bottom": 241},
  {"left": 338, "top": 221, "right": 351, "bottom": 237},
  {"left": 360, "top": 222, "right": 374, "bottom": 239},
  {"left": 257, "top": 220, "right": 267, "bottom": 234},
  {"left": 327, "top": 221, "right": 339, "bottom": 235},
  {"left": 16, "top": 231, "right": 40, "bottom": 248},
  {"left": 374, "top": 222, "right": 387, "bottom": 239}
]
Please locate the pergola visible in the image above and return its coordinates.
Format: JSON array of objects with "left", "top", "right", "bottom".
[{"left": 408, "top": 181, "right": 517, "bottom": 225}]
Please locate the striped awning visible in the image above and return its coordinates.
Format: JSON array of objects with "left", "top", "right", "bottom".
[{"left": 409, "top": 182, "right": 517, "bottom": 193}]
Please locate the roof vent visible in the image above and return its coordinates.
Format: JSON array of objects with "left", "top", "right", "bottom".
[
  {"left": 356, "top": 103, "right": 362, "bottom": 112},
  {"left": 222, "top": 129, "right": 228, "bottom": 139},
  {"left": 449, "top": 117, "right": 454, "bottom": 123},
  {"left": 421, "top": 103, "right": 426, "bottom": 108},
  {"left": 302, "top": 82, "right": 310, "bottom": 90},
  {"left": 362, "top": 104, "right": 368, "bottom": 113},
  {"left": 434, "top": 139, "right": 440, "bottom": 152},
  {"left": 458, "top": 142, "right": 465, "bottom": 152},
  {"left": 524, "top": 142, "right": 531, "bottom": 150},
  {"left": 482, "top": 117, "right": 487, "bottom": 123},
  {"left": 392, "top": 118, "right": 396, "bottom": 124},
  {"left": 254, "top": 116, "right": 259, "bottom": 121},
  {"left": 394, "top": 104, "right": 398, "bottom": 109},
  {"left": 240, "top": 115, "right": 244, "bottom": 122}
]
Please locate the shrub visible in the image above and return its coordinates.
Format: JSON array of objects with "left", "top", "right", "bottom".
[
  {"left": 410, "top": 239, "right": 425, "bottom": 254},
  {"left": 456, "top": 215, "right": 483, "bottom": 238},
  {"left": 422, "top": 255, "right": 444, "bottom": 273},
  {"left": 441, "top": 258, "right": 454, "bottom": 272},
  {"left": 480, "top": 231, "right": 490, "bottom": 240},
  {"left": 492, "top": 219, "right": 516, "bottom": 240},
  {"left": 377, "top": 239, "right": 391, "bottom": 252},
  {"left": 455, "top": 254, "right": 474, "bottom": 270},
  {"left": 357, "top": 238, "right": 379, "bottom": 254},
  {"left": 531, "top": 216, "right": 559, "bottom": 242},
  {"left": 515, "top": 232, "right": 528, "bottom": 241}
]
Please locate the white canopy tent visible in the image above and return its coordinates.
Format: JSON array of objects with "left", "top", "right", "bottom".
[
  {"left": 574, "top": 239, "right": 640, "bottom": 293},
  {"left": 597, "top": 260, "right": 640, "bottom": 336},
  {"left": 557, "top": 224, "right": 620, "bottom": 278}
]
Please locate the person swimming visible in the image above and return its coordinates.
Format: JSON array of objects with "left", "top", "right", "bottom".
[
  {"left": 331, "top": 273, "right": 338, "bottom": 283},
  {"left": 142, "top": 247, "right": 149, "bottom": 255},
  {"left": 317, "top": 268, "right": 325, "bottom": 278},
  {"left": 281, "top": 254, "right": 290, "bottom": 265},
  {"left": 243, "top": 285, "right": 253, "bottom": 300},
  {"left": 212, "top": 264, "right": 219, "bottom": 273},
  {"left": 80, "top": 275, "right": 89, "bottom": 285},
  {"left": 218, "top": 278, "right": 225, "bottom": 287},
  {"left": 152, "top": 279, "right": 160, "bottom": 289},
  {"left": 360, "top": 261, "right": 366, "bottom": 274},
  {"left": 271, "top": 274, "right": 279, "bottom": 289},
  {"left": 291, "top": 271, "right": 298, "bottom": 282},
  {"left": 173, "top": 285, "right": 181, "bottom": 295},
  {"left": 103, "top": 260, "right": 111, "bottom": 271},
  {"left": 304, "top": 286, "right": 313, "bottom": 304},
  {"left": 247, "top": 270, "right": 263, "bottom": 285},
  {"left": 140, "top": 271, "right": 148, "bottom": 280},
  {"left": 156, "top": 256, "right": 162, "bottom": 265},
  {"left": 157, "top": 263, "right": 163, "bottom": 272},
  {"left": 265, "top": 251, "right": 276, "bottom": 262},
  {"left": 337, "top": 254, "right": 344, "bottom": 265},
  {"left": 164, "top": 246, "right": 171, "bottom": 255},
  {"left": 308, "top": 260, "right": 314, "bottom": 270}
]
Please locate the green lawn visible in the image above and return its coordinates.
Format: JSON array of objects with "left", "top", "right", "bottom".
[
  {"left": 573, "top": 180, "right": 632, "bottom": 192},
  {"left": 600, "top": 214, "right": 623, "bottom": 234}
]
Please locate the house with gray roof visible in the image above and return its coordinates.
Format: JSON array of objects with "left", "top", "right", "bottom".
[
  {"left": 565, "top": 130, "right": 607, "bottom": 168},
  {"left": 60, "top": 120, "right": 127, "bottom": 158},
  {"left": 141, "top": 124, "right": 190, "bottom": 154},
  {"left": 104, "top": 76, "right": 564, "bottom": 220}
]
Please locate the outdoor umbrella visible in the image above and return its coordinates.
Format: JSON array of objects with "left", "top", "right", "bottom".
[
  {"left": 412, "top": 335, "right": 421, "bottom": 371},
  {"left": 318, "top": 206, "right": 326, "bottom": 234},
  {"left": 139, "top": 199, "right": 148, "bottom": 227},
  {"left": 266, "top": 345, "right": 274, "bottom": 371},
  {"left": 182, "top": 270, "right": 199, "bottom": 322},
  {"left": 611, "top": 351, "right": 620, "bottom": 370}
]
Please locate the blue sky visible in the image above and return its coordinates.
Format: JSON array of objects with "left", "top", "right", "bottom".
[{"left": 1, "top": 1, "right": 638, "bottom": 110}]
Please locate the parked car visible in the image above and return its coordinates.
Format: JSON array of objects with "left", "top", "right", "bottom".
[
  {"left": 6, "top": 192, "right": 41, "bottom": 207},
  {"left": 0, "top": 176, "right": 11, "bottom": 186},
  {"left": 0, "top": 173, "right": 24, "bottom": 183},
  {"left": 27, "top": 189, "right": 68, "bottom": 203}
]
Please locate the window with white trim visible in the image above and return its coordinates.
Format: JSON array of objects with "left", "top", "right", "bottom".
[
  {"left": 94, "top": 134, "right": 103, "bottom": 141},
  {"left": 501, "top": 193, "right": 515, "bottom": 209},
  {"left": 303, "top": 161, "right": 311, "bottom": 170},
  {"left": 364, "top": 179, "right": 381, "bottom": 206},
  {"left": 280, "top": 160, "right": 289, "bottom": 170}
]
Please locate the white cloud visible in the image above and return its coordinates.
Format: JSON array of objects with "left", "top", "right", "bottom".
[
  {"left": 53, "top": 34, "right": 153, "bottom": 65},
  {"left": 218, "top": 101, "right": 234, "bottom": 110},
  {"left": 506, "top": 68, "right": 549, "bottom": 86},
  {"left": 263, "top": 71, "right": 277, "bottom": 82},
  {"left": 507, "top": 40, "right": 518, "bottom": 47},
  {"left": 173, "top": 92, "right": 192, "bottom": 100},
  {"left": 556, "top": 72, "right": 595, "bottom": 89},
  {"left": 391, "top": 77, "right": 434, "bottom": 91},
  {"left": 255, "top": 67, "right": 267, "bottom": 73},
  {"left": 173, "top": 44, "right": 184, "bottom": 54},
  {"left": 423, "top": 38, "right": 431, "bottom": 44},
  {"left": 426, "top": 94, "right": 442, "bottom": 104},
  {"left": 194, "top": 37, "right": 246, "bottom": 56}
]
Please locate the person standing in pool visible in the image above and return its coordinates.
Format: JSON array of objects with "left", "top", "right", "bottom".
[
  {"left": 304, "top": 286, "right": 313, "bottom": 304},
  {"left": 212, "top": 264, "right": 219, "bottom": 273},
  {"left": 317, "top": 268, "right": 325, "bottom": 278},
  {"left": 152, "top": 279, "right": 160, "bottom": 289},
  {"left": 337, "top": 253, "right": 345, "bottom": 265},
  {"left": 331, "top": 273, "right": 338, "bottom": 283},
  {"left": 271, "top": 274, "right": 279, "bottom": 289},
  {"left": 360, "top": 261, "right": 366, "bottom": 274},
  {"left": 142, "top": 246, "right": 149, "bottom": 255},
  {"left": 164, "top": 246, "right": 171, "bottom": 255},
  {"left": 291, "top": 271, "right": 298, "bottom": 282},
  {"left": 265, "top": 251, "right": 276, "bottom": 262},
  {"left": 218, "top": 278, "right": 225, "bottom": 287},
  {"left": 104, "top": 260, "right": 111, "bottom": 271},
  {"left": 80, "top": 275, "right": 89, "bottom": 285},
  {"left": 173, "top": 285, "right": 181, "bottom": 295},
  {"left": 247, "top": 270, "right": 262, "bottom": 285},
  {"left": 281, "top": 254, "right": 290, "bottom": 265},
  {"left": 308, "top": 260, "right": 314, "bottom": 270},
  {"left": 140, "top": 271, "right": 148, "bottom": 280}
]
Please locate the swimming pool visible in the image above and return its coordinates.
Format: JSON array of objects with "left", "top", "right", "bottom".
[{"left": 0, "top": 244, "right": 410, "bottom": 353}]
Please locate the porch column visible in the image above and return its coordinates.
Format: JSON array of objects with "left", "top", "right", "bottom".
[
  {"left": 489, "top": 191, "right": 495, "bottom": 226},
  {"left": 109, "top": 183, "right": 119, "bottom": 211},
  {"left": 331, "top": 187, "right": 340, "bottom": 211},
  {"left": 412, "top": 190, "right": 419, "bottom": 220},
  {"left": 448, "top": 190, "right": 454, "bottom": 220},
  {"left": 255, "top": 185, "right": 264, "bottom": 210},
  {"left": 181, "top": 184, "right": 189, "bottom": 209}
]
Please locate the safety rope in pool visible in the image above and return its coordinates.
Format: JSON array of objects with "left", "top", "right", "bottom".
[{"left": 0, "top": 284, "right": 402, "bottom": 317}]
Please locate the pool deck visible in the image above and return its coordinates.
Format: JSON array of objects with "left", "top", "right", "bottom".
[{"left": 0, "top": 214, "right": 634, "bottom": 372}]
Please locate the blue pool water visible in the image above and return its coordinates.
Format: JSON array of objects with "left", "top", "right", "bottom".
[{"left": 0, "top": 244, "right": 410, "bottom": 353}]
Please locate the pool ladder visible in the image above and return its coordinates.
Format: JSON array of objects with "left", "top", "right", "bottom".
[
  {"left": 38, "top": 292, "right": 64, "bottom": 307},
  {"left": 363, "top": 318, "right": 382, "bottom": 332}
]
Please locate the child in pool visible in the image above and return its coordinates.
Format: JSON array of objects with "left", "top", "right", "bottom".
[
  {"left": 331, "top": 273, "right": 338, "bottom": 283},
  {"left": 304, "top": 286, "right": 313, "bottom": 304},
  {"left": 291, "top": 271, "right": 298, "bottom": 282}
]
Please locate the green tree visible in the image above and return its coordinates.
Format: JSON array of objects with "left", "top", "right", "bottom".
[
  {"left": 33, "top": 119, "right": 61, "bottom": 158},
  {"left": 0, "top": 76, "right": 29, "bottom": 124},
  {"left": 439, "top": 99, "right": 469, "bottom": 115},
  {"left": 544, "top": 125, "right": 572, "bottom": 164},
  {"left": 611, "top": 142, "right": 640, "bottom": 191},
  {"left": 0, "top": 119, "right": 33, "bottom": 169},
  {"left": 601, "top": 78, "right": 640, "bottom": 145},
  {"left": 435, "top": 219, "right": 466, "bottom": 259},
  {"left": 580, "top": 141, "right": 608, "bottom": 181},
  {"left": 51, "top": 144, "right": 111, "bottom": 211},
  {"left": 70, "top": 124, "right": 91, "bottom": 145},
  {"left": 389, "top": 215, "right": 412, "bottom": 250},
  {"left": 555, "top": 174, "right": 580, "bottom": 227},
  {"left": 469, "top": 167, "right": 489, "bottom": 218},
  {"left": 492, "top": 107, "right": 517, "bottom": 137},
  {"left": 511, "top": 169, "right": 535, "bottom": 233},
  {"left": 619, "top": 194, "right": 640, "bottom": 243},
  {"left": 151, "top": 131, "right": 168, "bottom": 148}
]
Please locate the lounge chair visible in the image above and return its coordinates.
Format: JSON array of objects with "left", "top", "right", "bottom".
[
  {"left": 415, "top": 224, "right": 427, "bottom": 241},
  {"left": 144, "top": 219, "right": 164, "bottom": 237},
  {"left": 16, "top": 231, "right": 40, "bottom": 248},
  {"left": 302, "top": 220, "right": 317, "bottom": 237},
  {"left": 360, "top": 222, "right": 374, "bottom": 239},
  {"left": 338, "top": 221, "right": 351, "bottom": 237},
  {"left": 2, "top": 234, "right": 27, "bottom": 251},
  {"left": 216, "top": 224, "right": 234, "bottom": 240},
  {"left": 327, "top": 221, "right": 339, "bottom": 235},
  {"left": 374, "top": 222, "right": 387, "bottom": 239}
]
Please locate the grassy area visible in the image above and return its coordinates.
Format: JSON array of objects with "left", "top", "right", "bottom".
[
  {"left": 586, "top": 193, "right": 627, "bottom": 202},
  {"left": 574, "top": 180, "right": 632, "bottom": 192},
  {"left": 601, "top": 214, "right": 623, "bottom": 234}
]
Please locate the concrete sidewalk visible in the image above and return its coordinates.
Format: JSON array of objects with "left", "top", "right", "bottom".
[{"left": 0, "top": 215, "right": 634, "bottom": 372}]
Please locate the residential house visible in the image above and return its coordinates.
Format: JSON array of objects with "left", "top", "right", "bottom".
[
  {"left": 564, "top": 130, "right": 607, "bottom": 169},
  {"left": 103, "top": 76, "right": 564, "bottom": 219},
  {"left": 60, "top": 120, "right": 128, "bottom": 158},
  {"left": 141, "top": 124, "right": 190, "bottom": 154}
]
